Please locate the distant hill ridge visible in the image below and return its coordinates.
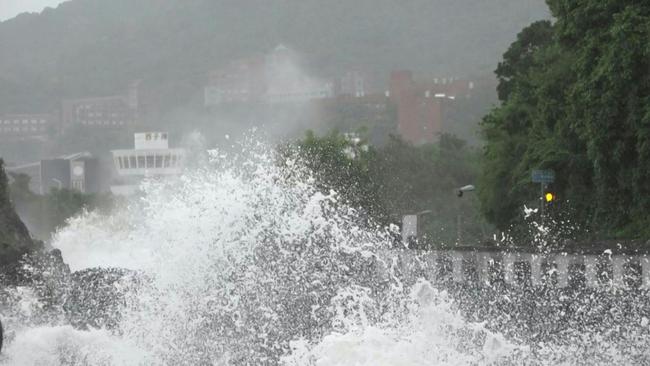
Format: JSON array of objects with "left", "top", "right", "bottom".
[{"left": 0, "top": 0, "right": 549, "bottom": 113}]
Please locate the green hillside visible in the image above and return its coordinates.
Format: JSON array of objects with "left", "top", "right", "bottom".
[{"left": 0, "top": 0, "right": 549, "bottom": 112}]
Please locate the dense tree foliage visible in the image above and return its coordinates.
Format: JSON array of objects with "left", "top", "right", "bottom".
[
  {"left": 480, "top": 1, "right": 650, "bottom": 238},
  {"left": 295, "top": 131, "right": 488, "bottom": 246}
]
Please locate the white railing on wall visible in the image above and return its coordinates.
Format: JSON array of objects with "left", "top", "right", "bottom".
[{"left": 378, "top": 249, "right": 650, "bottom": 290}]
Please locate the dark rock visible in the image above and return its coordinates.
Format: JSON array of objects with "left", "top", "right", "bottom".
[{"left": 0, "top": 159, "right": 42, "bottom": 273}]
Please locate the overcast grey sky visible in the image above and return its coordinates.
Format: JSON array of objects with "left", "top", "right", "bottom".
[{"left": 0, "top": 0, "right": 67, "bottom": 21}]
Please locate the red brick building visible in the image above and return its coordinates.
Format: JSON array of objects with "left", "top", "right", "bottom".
[{"left": 389, "top": 70, "right": 474, "bottom": 145}]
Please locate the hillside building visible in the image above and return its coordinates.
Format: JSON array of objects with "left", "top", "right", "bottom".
[
  {"left": 205, "top": 45, "right": 335, "bottom": 107},
  {"left": 0, "top": 113, "right": 58, "bottom": 139},
  {"left": 204, "top": 57, "right": 267, "bottom": 105},
  {"left": 61, "top": 81, "right": 141, "bottom": 129},
  {"left": 6, "top": 152, "right": 102, "bottom": 194},
  {"left": 389, "top": 70, "right": 475, "bottom": 145}
]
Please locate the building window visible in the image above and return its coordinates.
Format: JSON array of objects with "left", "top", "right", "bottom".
[
  {"left": 146, "top": 155, "right": 154, "bottom": 168},
  {"left": 138, "top": 155, "right": 146, "bottom": 168},
  {"left": 155, "top": 155, "right": 163, "bottom": 168},
  {"left": 72, "top": 180, "right": 85, "bottom": 192},
  {"left": 130, "top": 156, "right": 137, "bottom": 169},
  {"left": 117, "top": 157, "right": 124, "bottom": 169}
]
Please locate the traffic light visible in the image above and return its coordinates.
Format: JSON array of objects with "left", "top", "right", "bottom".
[
  {"left": 545, "top": 192, "right": 556, "bottom": 203},
  {"left": 542, "top": 189, "right": 557, "bottom": 204}
]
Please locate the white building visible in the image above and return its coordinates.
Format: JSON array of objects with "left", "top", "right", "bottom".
[
  {"left": 110, "top": 132, "right": 185, "bottom": 195},
  {"left": 264, "top": 45, "right": 334, "bottom": 104}
]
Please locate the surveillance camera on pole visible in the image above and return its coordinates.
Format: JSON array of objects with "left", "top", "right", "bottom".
[{"left": 457, "top": 184, "right": 475, "bottom": 197}]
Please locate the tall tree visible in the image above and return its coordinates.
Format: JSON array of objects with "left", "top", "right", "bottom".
[{"left": 480, "top": 1, "right": 650, "bottom": 238}]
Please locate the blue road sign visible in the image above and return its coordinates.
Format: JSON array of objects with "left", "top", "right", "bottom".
[{"left": 532, "top": 169, "right": 555, "bottom": 184}]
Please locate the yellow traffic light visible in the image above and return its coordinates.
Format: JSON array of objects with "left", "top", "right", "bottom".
[{"left": 545, "top": 192, "right": 555, "bottom": 202}]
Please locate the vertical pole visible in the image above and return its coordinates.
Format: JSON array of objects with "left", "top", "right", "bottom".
[
  {"left": 456, "top": 197, "right": 462, "bottom": 245},
  {"left": 539, "top": 183, "right": 544, "bottom": 219},
  {"left": 457, "top": 214, "right": 461, "bottom": 244}
]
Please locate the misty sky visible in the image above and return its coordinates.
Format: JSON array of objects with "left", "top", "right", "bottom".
[{"left": 0, "top": 0, "right": 67, "bottom": 21}]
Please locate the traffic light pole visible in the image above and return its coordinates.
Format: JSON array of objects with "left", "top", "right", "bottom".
[
  {"left": 532, "top": 169, "right": 555, "bottom": 226},
  {"left": 539, "top": 183, "right": 544, "bottom": 219},
  {"left": 539, "top": 183, "right": 548, "bottom": 226}
]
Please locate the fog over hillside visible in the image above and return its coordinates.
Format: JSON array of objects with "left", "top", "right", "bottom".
[{"left": 0, "top": 0, "right": 549, "bottom": 112}]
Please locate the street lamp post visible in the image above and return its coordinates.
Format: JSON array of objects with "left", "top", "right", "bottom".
[
  {"left": 402, "top": 210, "right": 432, "bottom": 247},
  {"left": 456, "top": 184, "right": 476, "bottom": 244}
]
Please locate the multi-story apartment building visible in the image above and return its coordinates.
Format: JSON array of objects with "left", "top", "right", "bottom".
[
  {"left": 389, "top": 70, "right": 475, "bottom": 145},
  {"left": 61, "top": 81, "right": 141, "bottom": 129}
]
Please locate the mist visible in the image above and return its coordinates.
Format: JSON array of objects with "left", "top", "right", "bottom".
[{"left": 2, "top": 1, "right": 650, "bottom": 365}]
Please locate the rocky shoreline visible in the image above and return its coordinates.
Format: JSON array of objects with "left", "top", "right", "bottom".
[{"left": 0, "top": 161, "right": 130, "bottom": 352}]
